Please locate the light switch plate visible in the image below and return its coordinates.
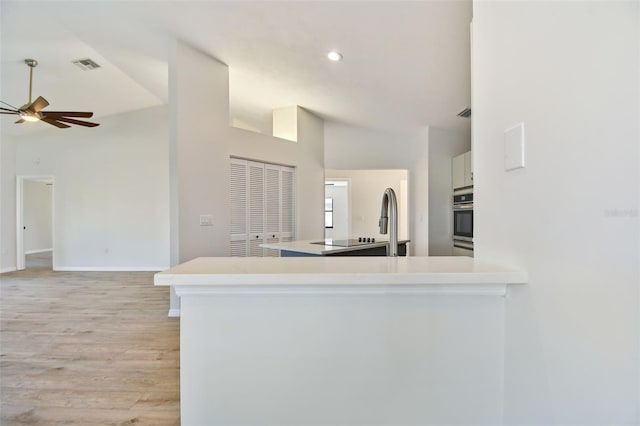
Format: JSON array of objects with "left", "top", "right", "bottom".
[
  {"left": 504, "top": 122, "right": 525, "bottom": 171},
  {"left": 199, "top": 214, "right": 213, "bottom": 226}
]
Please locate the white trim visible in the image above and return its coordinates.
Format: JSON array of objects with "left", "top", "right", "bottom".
[
  {"left": 25, "top": 248, "right": 53, "bottom": 255},
  {"left": 56, "top": 266, "right": 168, "bottom": 272},
  {"left": 16, "top": 178, "right": 24, "bottom": 270},
  {"left": 0, "top": 267, "right": 17, "bottom": 274},
  {"left": 174, "top": 283, "right": 508, "bottom": 297},
  {"left": 167, "top": 309, "right": 181, "bottom": 317},
  {"left": 159, "top": 272, "right": 527, "bottom": 287},
  {"left": 16, "top": 175, "right": 55, "bottom": 271}
]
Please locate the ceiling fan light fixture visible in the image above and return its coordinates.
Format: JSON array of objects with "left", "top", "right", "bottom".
[{"left": 19, "top": 112, "right": 40, "bottom": 122}]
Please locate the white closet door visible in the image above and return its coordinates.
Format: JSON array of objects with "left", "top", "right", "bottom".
[
  {"left": 264, "top": 165, "right": 282, "bottom": 257},
  {"left": 247, "top": 161, "right": 265, "bottom": 256},
  {"left": 280, "top": 167, "right": 295, "bottom": 242},
  {"left": 230, "top": 159, "right": 248, "bottom": 257},
  {"left": 248, "top": 161, "right": 265, "bottom": 235},
  {"left": 230, "top": 159, "right": 295, "bottom": 257}
]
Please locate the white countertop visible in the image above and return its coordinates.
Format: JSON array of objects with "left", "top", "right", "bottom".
[
  {"left": 260, "top": 239, "right": 409, "bottom": 255},
  {"left": 155, "top": 256, "right": 527, "bottom": 296}
]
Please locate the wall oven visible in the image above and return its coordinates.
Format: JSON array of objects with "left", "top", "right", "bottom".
[{"left": 452, "top": 190, "right": 473, "bottom": 255}]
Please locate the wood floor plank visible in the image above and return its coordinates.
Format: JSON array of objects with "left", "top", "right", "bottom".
[{"left": 0, "top": 256, "right": 180, "bottom": 425}]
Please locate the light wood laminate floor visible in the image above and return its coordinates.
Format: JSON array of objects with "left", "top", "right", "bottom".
[{"left": 0, "top": 258, "right": 180, "bottom": 425}]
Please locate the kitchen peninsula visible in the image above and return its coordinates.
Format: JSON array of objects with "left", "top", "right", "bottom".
[{"left": 155, "top": 256, "right": 526, "bottom": 425}]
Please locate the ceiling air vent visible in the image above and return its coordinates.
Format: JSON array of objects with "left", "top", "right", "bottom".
[
  {"left": 457, "top": 107, "right": 471, "bottom": 118},
  {"left": 72, "top": 58, "right": 101, "bottom": 71}
]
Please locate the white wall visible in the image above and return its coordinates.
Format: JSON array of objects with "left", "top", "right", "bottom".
[
  {"left": 324, "top": 123, "right": 429, "bottom": 255},
  {"left": 295, "top": 107, "right": 326, "bottom": 239},
  {"left": 23, "top": 180, "right": 52, "bottom": 253},
  {"left": 171, "top": 39, "right": 325, "bottom": 265},
  {"left": 428, "top": 127, "right": 470, "bottom": 255},
  {"left": 473, "top": 1, "right": 639, "bottom": 424},
  {"left": 0, "top": 133, "right": 17, "bottom": 273},
  {"left": 325, "top": 169, "right": 408, "bottom": 241},
  {"left": 14, "top": 105, "right": 170, "bottom": 270}
]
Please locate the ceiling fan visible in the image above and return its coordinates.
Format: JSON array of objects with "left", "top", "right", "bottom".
[{"left": 0, "top": 59, "right": 99, "bottom": 129}]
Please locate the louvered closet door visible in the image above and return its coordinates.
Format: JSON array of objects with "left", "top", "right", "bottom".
[
  {"left": 280, "top": 167, "right": 294, "bottom": 243},
  {"left": 230, "top": 159, "right": 248, "bottom": 257},
  {"left": 229, "top": 159, "right": 295, "bottom": 257},
  {"left": 264, "top": 165, "right": 282, "bottom": 257},
  {"left": 248, "top": 161, "right": 265, "bottom": 257}
]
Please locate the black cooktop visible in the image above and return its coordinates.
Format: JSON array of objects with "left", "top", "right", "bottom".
[{"left": 311, "top": 238, "right": 382, "bottom": 247}]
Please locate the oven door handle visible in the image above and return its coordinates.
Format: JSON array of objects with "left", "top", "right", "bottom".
[
  {"left": 453, "top": 235, "right": 474, "bottom": 243},
  {"left": 453, "top": 241, "right": 474, "bottom": 250}
]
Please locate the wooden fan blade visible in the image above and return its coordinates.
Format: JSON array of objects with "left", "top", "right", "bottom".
[
  {"left": 0, "top": 111, "right": 19, "bottom": 115},
  {"left": 0, "top": 106, "right": 18, "bottom": 113},
  {"left": 26, "top": 96, "right": 50, "bottom": 113},
  {"left": 54, "top": 116, "right": 100, "bottom": 127},
  {"left": 42, "top": 111, "right": 94, "bottom": 118},
  {"left": 41, "top": 117, "right": 71, "bottom": 128}
]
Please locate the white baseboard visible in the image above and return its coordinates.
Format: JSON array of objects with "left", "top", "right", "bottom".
[
  {"left": 0, "top": 266, "right": 17, "bottom": 274},
  {"left": 55, "top": 266, "right": 168, "bottom": 272},
  {"left": 25, "top": 248, "right": 53, "bottom": 255},
  {"left": 168, "top": 309, "right": 181, "bottom": 318}
]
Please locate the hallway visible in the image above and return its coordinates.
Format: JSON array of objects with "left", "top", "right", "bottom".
[{"left": 25, "top": 252, "right": 53, "bottom": 270}]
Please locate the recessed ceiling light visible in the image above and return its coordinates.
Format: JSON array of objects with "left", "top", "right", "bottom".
[{"left": 327, "top": 51, "right": 343, "bottom": 62}]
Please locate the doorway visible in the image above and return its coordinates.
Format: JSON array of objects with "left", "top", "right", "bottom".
[
  {"left": 16, "top": 175, "right": 55, "bottom": 270},
  {"left": 324, "top": 179, "right": 350, "bottom": 239}
]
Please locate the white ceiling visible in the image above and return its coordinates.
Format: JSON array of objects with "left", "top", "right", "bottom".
[{"left": 0, "top": 1, "right": 472, "bottom": 137}]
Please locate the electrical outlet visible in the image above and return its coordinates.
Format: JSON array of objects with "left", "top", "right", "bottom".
[{"left": 200, "top": 214, "right": 213, "bottom": 226}]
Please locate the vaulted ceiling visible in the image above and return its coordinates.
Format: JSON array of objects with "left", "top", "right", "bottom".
[{"left": 0, "top": 1, "right": 472, "bottom": 137}]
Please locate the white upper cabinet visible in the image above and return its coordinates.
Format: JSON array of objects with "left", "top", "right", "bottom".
[
  {"left": 466, "top": 151, "right": 473, "bottom": 187},
  {"left": 452, "top": 153, "right": 466, "bottom": 189},
  {"left": 452, "top": 150, "right": 473, "bottom": 190}
]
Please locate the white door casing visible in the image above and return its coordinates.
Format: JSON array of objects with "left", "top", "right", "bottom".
[{"left": 16, "top": 175, "right": 55, "bottom": 270}]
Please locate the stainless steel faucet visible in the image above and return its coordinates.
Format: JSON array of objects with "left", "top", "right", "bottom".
[{"left": 379, "top": 187, "right": 398, "bottom": 256}]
